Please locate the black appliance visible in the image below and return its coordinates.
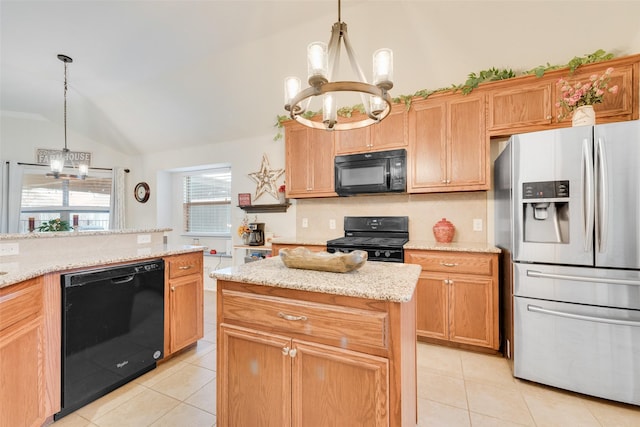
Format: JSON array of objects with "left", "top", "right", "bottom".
[
  {"left": 248, "top": 222, "right": 265, "bottom": 246},
  {"left": 327, "top": 216, "right": 408, "bottom": 263},
  {"left": 55, "top": 259, "right": 165, "bottom": 420},
  {"left": 334, "top": 149, "right": 406, "bottom": 196}
]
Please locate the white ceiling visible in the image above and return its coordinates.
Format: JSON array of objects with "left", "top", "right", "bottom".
[{"left": 2, "top": 1, "right": 640, "bottom": 156}]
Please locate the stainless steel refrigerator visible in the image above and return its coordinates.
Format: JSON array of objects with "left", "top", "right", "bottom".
[{"left": 494, "top": 120, "right": 640, "bottom": 406}]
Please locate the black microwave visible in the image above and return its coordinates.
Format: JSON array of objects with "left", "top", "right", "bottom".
[{"left": 335, "top": 149, "right": 406, "bottom": 196}]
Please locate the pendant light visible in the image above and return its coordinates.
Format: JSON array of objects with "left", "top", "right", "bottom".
[
  {"left": 49, "top": 54, "right": 88, "bottom": 179},
  {"left": 284, "top": 0, "right": 394, "bottom": 131}
]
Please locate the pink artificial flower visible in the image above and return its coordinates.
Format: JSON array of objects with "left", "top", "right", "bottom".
[{"left": 608, "top": 85, "right": 619, "bottom": 94}]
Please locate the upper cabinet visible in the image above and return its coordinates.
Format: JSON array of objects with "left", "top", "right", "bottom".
[
  {"left": 487, "top": 54, "right": 639, "bottom": 136},
  {"left": 334, "top": 103, "right": 408, "bottom": 155},
  {"left": 408, "top": 91, "right": 489, "bottom": 193},
  {"left": 284, "top": 121, "right": 337, "bottom": 198}
]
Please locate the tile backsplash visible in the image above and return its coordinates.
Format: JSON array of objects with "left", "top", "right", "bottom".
[{"left": 295, "top": 192, "right": 489, "bottom": 243}]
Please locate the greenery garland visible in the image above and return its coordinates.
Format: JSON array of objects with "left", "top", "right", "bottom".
[{"left": 274, "top": 49, "right": 615, "bottom": 140}]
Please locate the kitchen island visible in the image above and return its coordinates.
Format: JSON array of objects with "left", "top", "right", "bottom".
[{"left": 211, "top": 256, "right": 421, "bottom": 427}]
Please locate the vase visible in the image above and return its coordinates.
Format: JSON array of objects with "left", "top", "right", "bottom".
[
  {"left": 242, "top": 234, "right": 250, "bottom": 245},
  {"left": 572, "top": 105, "right": 596, "bottom": 127},
  {"left": 433, "top": 218, "right": 455, "bottom": 243},
  {"left": 278, "top": 192, "right": 286, "bottom": 204}
]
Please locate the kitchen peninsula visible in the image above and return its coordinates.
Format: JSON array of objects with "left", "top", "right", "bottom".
[
  {"left": 211, "top": 257, "right": 421, "bottom": 427},
  {"left": 0, "top": 229, "right": 205, "bottom": 426}
]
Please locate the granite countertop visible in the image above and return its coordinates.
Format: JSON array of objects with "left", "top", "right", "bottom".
[
  {"left": 0, "top": 228, "right": 172, "bottom": 241},
  {"left": 404, "top": 240, "right": 501, "bottom": 253},
  {"left": 211, "top": 256, "right": 421, "bottom": 303},
  {"left": 0, "top": 244, "right": 204, "bottom": 289}
]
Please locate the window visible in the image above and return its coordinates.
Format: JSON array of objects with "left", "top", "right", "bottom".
[
  {"left": 182, "top": 167, "right": 231, "bottom": 235},
  {"left": 19, "top": 165, "right": 112, "bottom": 232}
]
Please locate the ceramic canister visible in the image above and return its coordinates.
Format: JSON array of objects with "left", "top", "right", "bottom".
[{"left": 433, "top": 218, "right": 455, "bottom": 243}]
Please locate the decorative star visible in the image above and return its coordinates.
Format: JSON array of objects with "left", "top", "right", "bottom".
[{"left": 248, "top": 153, "right": 284, "bottom": 201}]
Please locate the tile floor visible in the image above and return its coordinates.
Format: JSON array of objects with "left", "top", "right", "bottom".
[{"left": 53, "top": 290, "right": 640, "bottom": 427}]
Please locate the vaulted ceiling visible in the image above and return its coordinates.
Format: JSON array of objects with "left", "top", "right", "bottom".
[{"left": 2, "top": 1, "right": 640, "bottom": 156}]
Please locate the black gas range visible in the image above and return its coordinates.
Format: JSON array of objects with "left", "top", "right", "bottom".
[{"left": 326, "top": 216, "right": 408, "bottom": 263}]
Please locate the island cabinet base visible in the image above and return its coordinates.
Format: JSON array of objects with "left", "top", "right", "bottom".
[{"left": 216, "top": 280, "right": 417, "bottom": 427}]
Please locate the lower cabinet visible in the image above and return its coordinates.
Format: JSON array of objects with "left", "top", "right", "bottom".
[
  {"left": 164, "top": 252, "right": 204, "bottom": 356},
  {"left": 0, "top": 275, "right": 59, "bottom": 427},
  {"left": 217, "top": 280, "right": 416, "bottom": 427},
  {"left": 405, "top": 250, "right": 500, "bottom": 351},
  {"left": 220, "top": 324, "right": 388, "bottom": 427}
]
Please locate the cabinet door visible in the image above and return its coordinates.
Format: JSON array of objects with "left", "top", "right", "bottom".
[
  {"left": 448, "top": 276, "right": 495, "bottom": 348},
  {"left": 0, "top": 277, "right": 46, "bottom": 427},
  {"left": 334, "top": 124, "right": 370, "bottom": 154},
  {"left": 370, "top": 104, "right": 408, "bottom": 152},
  {"left": 168, "top": 273, "right": 203, "bottom": 354},
  {"left": 408, "top": 98, "right": 447, "bottom": 191},
  {"left": 415, "top": 273, "right": 448, "bottom": 340},
  {"left": 219, "top": 325, "right": 292, "bottom": 427},
  {"left": 447, "top": 93, "right": 488, "bottom": 190},
  {"left": 285, "top": 124, "right": 335, "bottom": 198},
  {"left": 487, "top": 81, "right": 553, "bottom": 133},
  {"left": 291, "top": 340, "right": 389, "bottom": 427}
]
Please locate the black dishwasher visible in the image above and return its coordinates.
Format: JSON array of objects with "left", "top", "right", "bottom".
[{"left": 55, "top": 259, "right": 165, "bottom": 420}]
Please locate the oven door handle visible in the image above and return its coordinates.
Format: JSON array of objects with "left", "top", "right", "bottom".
[{"left": 527, "top": 304, "right": 640, "bottom": 327}]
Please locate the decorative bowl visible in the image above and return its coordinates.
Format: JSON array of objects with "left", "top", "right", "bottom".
[{"left": 279, "top": 247, "right": 368, "bottom": 273}]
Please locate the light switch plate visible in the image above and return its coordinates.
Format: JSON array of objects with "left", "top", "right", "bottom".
[
  {"left": 329, "top": 219, "right": 336, "bottom": 229},
  {"left": 473, "top": 219, "right": 483, "bottom": 232},
  {"left": 302, "top": 218, "right": 308, "bottom": 228}
]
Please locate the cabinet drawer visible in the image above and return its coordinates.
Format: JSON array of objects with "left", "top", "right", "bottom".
[
  {"left": 405, "top": 251, "right": 495, "bottom": 276},
  {"left": 167, "top": 252, "right": 203, "bottom": 279},
  {"left": 221, "top": 289, "right": 388, "bottom": 350},
  {"left": 0, "top": 277, "right": 43, "bottom": 332}
]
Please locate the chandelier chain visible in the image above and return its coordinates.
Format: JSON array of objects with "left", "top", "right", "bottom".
[{"left": 63, "top": 59, "right": 68, "bottom": 151}]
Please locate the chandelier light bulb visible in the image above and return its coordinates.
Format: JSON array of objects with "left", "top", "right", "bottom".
[
  {"left": 78, "top": 163, "right": 89, "bottom": 179},
  {"left": 284, "top": 76, "right": 301, "bottom": 108},
  {"left": 50, "top": 157, "right": 64, "bottom": 174},
  {"left": 307, "top": 42, "right": 328, "bottom": 86},
  {"left": 370, "top": 96, "right": 385, "bottom": 116},
  {"left": 322, "top": 93, "right": 337, "bottom": 129},
  {"left": 373, "top": 48, "right": 393, "bottom": 90}
]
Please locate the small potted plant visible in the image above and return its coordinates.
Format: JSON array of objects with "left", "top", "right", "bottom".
[
  {"left": 556, "top": 67, "right": 619, "bottom": 126},
  {"left": 37, "top": 218, "right": 71, "bottom": 232},
  {"left": 278, "top": 184, "right": 287, "bottom": 204}
]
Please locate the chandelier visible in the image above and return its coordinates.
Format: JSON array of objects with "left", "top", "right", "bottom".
[
  {"left": 48, "top": 54, "right": 89, "bottom": 180},
  {"left": 284, "top": 0, "right": 393, "bottom": 131}
]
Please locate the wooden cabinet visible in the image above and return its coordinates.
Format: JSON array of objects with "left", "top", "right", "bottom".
[
  {"left": 217, "top": 280, "right": 416, "bottom": 427},
  {"left": 284, "top": 121, "right": 336, "bottom": 198},
  {"left": 334, "top": 103, "right": 408, "bottom": 154},
  {"left": 408, "top": 92, "right": 489, "bottom": 193},
  {"left": 0, "top": 275, "right": 59, "bottom": 427},
  {"left": 487, "top": 54, "right": 639, "bottom": 136},
  {"left": 487, "top": 79, "right": 554, "bottom": 133},
  {"left": 271, "top": 243, "right": 326, "bottom": 256},
  {"left": 405, "top": 250, "right": 499, "bottom": 350},
  {"left": 164, "top": 252, "right": 204, "bottom": 356}
]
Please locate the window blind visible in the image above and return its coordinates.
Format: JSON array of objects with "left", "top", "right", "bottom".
[{"left": 183, "top": 167, "right": 231, "bottom": 234}]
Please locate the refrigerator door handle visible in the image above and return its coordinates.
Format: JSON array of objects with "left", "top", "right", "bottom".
[
  {"left": 527, "top": 304, "right": 640, "bottom": 327},
  {"left": 595, "top": 136, "right": 608, "bottom": 253},
  {"left": 527, "top": 269, "right": 640, "bottom": 286},
  {"left": 582, "top": 138, "right": 595, "bottom": 252}
]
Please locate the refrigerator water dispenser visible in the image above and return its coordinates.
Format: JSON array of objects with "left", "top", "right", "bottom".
[{"left": 522, "top": 181, "right": 570, "bottom": 243}]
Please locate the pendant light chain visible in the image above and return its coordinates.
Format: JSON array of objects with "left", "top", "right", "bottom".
[{"left": 63, "top": 58, "right": 68, "bottom": 152}]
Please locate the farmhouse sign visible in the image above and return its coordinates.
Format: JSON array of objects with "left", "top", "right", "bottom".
[{"left": 36, "top": 148, "right": 92, "bottom": 167}]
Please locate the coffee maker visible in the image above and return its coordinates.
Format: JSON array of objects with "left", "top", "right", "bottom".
[{"left": 248, "top": 223, "right": 265, "bottom": 246}]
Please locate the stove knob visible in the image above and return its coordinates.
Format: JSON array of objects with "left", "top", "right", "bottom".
[
  {"left": 375, "top": 250, "right": 381, "bottom": 257},
  {"left": 385, "top": 251, "right": 391, "bottom": 257}
]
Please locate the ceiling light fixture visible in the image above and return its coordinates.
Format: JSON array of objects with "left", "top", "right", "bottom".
[
  {"left": 48, "top": 54, "right": 88, "bottom": 180},
  {"left": 284, "top": 0, "right": 393, "bottom": 131}
]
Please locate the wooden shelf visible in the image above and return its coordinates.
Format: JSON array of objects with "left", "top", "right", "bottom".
[{"left": 238, "top": 203, "right": 290, "bottom": 213}]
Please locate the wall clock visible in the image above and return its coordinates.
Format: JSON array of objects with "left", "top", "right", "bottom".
[{"left": 134, "top": 182, "right": 150, "bottom": 203}]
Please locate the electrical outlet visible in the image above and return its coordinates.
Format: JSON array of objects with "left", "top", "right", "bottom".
[
  {"left": 0, "top": 243, "right": 19, "bottom": 256},
  {"left": 137, "top": 234, "right": 152, "bottom": 244},
  {"left": 302, "top": 218, "right": 308, "bottom": 228},
  {"left": 329, "top": 219, "right": 336, "bottom": 229},
  {"left": 473, "top": 219, "right": 483, "bottom": 232}
]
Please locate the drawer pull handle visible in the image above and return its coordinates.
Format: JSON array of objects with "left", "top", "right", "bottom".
[
  {"left": 171, "top": 286, "right": 176, "bottom": 292},
  {"left": 282, "top": 346, "right": 290, "bottom": 355},
  {"left": 440, "top": 262, "right": 458, "bottom": 267},
  {"left": 178, "top": 265, "right": 194, "bottom": 270},
  {"left": 288, "top": 348, "right": 298, "bottom": 358},
  {"left": 278, "top": 312, "right": 308, "bottom": 322}
]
